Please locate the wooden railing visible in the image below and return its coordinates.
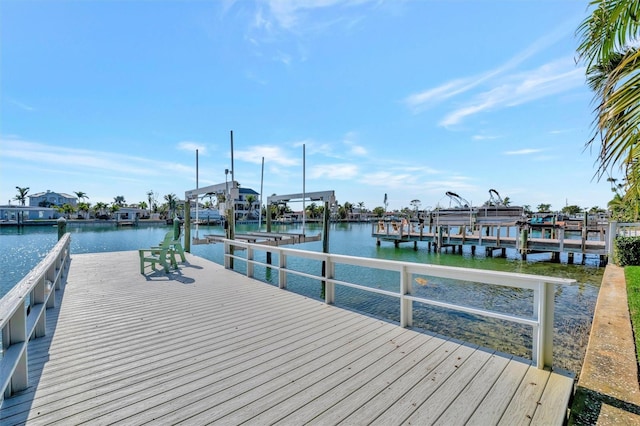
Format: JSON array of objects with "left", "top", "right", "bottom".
[
  {"left": 0, "top": 233, "right": 71, "bottom": 401},
  {"left": 223, "top": 238, "right": 575, "bottom": 369}
]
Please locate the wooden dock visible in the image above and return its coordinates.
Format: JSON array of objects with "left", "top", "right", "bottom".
[
  {"left": 373, "top": 221, "right": 608, "bottom": 263},
  {"left": 1, "top": 251, "right": 574, "bottom": 425},
  {"left": 193, "top": 232, "right": 322, "bottom": 246}
]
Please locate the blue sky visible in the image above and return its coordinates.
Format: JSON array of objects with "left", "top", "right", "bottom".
[{"left": 0, "top": 0, "right": 617, "bottom": 212}]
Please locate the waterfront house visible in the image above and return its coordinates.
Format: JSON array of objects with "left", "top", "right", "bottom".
[
  {"left": 0, "top": 204, "right": 60, "bottom": 222},
  {"left": 29, "top": 190, "right": 77, "bottom": 208},
  {"left": 233, "top": 187, "right": 260, "bottom": 220}
]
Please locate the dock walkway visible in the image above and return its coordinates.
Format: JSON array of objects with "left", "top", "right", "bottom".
[
  {"left": 373, "top": 223, "right": 607, "bottom": 262},
  {"left": 1, "top": 251, "right": 573, "bottom": 425}
]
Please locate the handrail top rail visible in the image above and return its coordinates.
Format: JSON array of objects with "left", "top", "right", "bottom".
[
  {"left": 222, "top": 238, "right": 576, "bottom": 286},
  {"left": 0, "top": 233, "right": 71, "bottom": 328},
  {"left": 615, "top": 222, "right": 640, "bottom": 227}
]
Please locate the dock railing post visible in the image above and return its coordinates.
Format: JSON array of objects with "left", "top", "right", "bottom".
[
  {"left": 246, "top": 246, "right": 254, "bottom": 278},
  {"left": 4, "top": 301, "right": 28, "bottom": 398},
  {"left": 223, "top": 240, "right": 230, "bottom": 269},
  {"left": 534, "top": 280, "right": 555, "bottom": 369},
  {"left": 608, "top": 221, "right": 618, "bottom": 259},
  {"left": 279, "top": 251, "right": 287, "bottom": 289},
  {"left": 400, "top": 265, "right": 412, "bottom": 328},
  {"left": 57, "top": 217, "right": 66, "bottom": 240},
  {"left": 324, "top": 256, "right": 335, "bottom": 305}
]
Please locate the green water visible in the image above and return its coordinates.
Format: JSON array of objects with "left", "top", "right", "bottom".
[{"left": 0, "top": 221, "right": 603, "bottom": 375}]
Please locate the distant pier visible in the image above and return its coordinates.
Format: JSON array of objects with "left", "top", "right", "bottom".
[{"left": 373, "top": 209, "right": 609, "bottom": 264}]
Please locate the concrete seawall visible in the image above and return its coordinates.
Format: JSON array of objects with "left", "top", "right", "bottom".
[{"left": 571, "top": 264, "right": 640, "bottom": 424}]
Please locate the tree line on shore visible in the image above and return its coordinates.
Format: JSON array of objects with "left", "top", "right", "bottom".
[{"left": 11, "top": 185, "right": 608, "bottom": 222}]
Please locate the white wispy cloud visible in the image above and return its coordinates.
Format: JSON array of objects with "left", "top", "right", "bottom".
[
  {"left": 360, "top": 170, "right": 421, "bottom": 188},
  {"left": 308, "top": 163, "right": 359, "bottom": 180},
  {"left": 8, "top": 98, "right": 35, "bottom": 112},
  {"left": 440, "top": 59, "right": 585, "bottom": 127},
  {"left": 260, "top": 0, "right": 374, "bottom": 31},
  {"left": 404, "top": 26, "right": 570, "bottom": 112},
  {"left": 342, "top": 131, "right": 367, "bottom": 156},
  {"left": 178, "top": 141, "right": 207, "bottom": 154},
  {"left": 472, "top": 134, "right": 499, "bottom": 141},
  {"left": 504, "top": 148, "right": 544, "bottom": 155},
  {"left": 1, "top": 138, "right": 192, "bottom": 177},
  {"left": 404, "top": 77, "right": 484, "bottom": 112},
  {"left": 235, "top": 145, "right": 300, "bottom": 166},
  {"left": 404, "top": 15, "right": 583, "bottom": 124},
  {"left": 292, "top": 139, "right": 339, "bottom": 158}
]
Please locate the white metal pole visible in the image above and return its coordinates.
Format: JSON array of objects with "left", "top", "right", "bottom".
[
  {"left": 259, "top": 156, "right": 264, "bottom": 231},
  {"left": 195, "top": 149, "right": 199, "bottom": 239},
  {"left": 230, "top": 130, "right": 235, "bottom": 236},
  {"left": 302, "top": 144, "right": 306, "bottom": 235}
]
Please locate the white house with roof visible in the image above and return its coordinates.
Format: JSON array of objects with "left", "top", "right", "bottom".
[
  {"left": 234, "top": 187, "right": 260, "bottom": 220},
  {"left": 29, "top": 190, "right": 77, "bottom": 207}
]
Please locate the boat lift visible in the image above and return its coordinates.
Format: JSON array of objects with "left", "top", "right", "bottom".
[
  {"left": 445, "top": 191, "right": 471, "bottom": 208},
  {"left": 266, "top": 190, "right": 336, "bottom": 253},
  {"left": 489, "top": 189, "right": 505, "bottom": 206}
]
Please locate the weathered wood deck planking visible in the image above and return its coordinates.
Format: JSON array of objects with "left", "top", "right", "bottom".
[{"left": 1, "top": 251, "right": 573, "bottom": 425}]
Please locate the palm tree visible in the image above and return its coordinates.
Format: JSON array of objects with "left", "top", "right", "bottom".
[
  {"left": 537, "top": 203, "right": 552, "bottom": 213},
  {"left": 147, "top": 190, "right": 158, "bottom": 213},
  {"left": 608, "top": 192, "right": 631, "bottom": 219},
  {"left": 306, "top": 202, "right": 319, "bottom": 219},
  {"left": 14, "top": 186, "right": 29, "bottom": 206},
  {"left": 93, "top": 202, "right": 108, "bottom": 218},
  {"left": 109, "top": 203, "right": 120, "bottom": 218},
  {"left": 577, "top": 0, "right": 640, "bottom": 211},
  {"left": 138, "top": 201, "right": 148, "bottom": 219},
  {"left": 113, "top": 196, "right": 126, "bottom": 207},
  {"left": 410, "top": 199, "right": 421, "bottom": 218},
  {"left": 164, "top": 193, "right": 177, "bottom": 218},
  {"left": 343, "top": 201, "right": 353, "bottom": 220},
  {"left": 74, "top": 191, "right": 89, "bottom": 203},
  {"left": 56, "top": 203, "right": 76, "bottom": 219},
  {"left": 356, "top": 201, "right": 366, "bottom": 220},
  {"left": 77, "top": 202, "right": 91, "bottom": 219},
  {"left": 245, "top": 194, "right": 257, "bottom": 218},
  {"left": 372, "top": 206, "right": 385, "bottom": 218}
]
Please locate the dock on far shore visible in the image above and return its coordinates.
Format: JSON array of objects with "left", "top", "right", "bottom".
[
  {"left": 372, "top": 214, "right": 609, "bottom": 264},
  {"left": 192, "top": 231, "right": 322, "bottom": 246},
  {"left": 1, "top": 251, "right": 574, "bottom": 425}
]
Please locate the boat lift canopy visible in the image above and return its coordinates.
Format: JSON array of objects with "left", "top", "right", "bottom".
[
  {"left": 185, "top": 181, "right": 239, "bottom": 201},
  {"left": 267, "top": 190, "right": 335, "bottom": 205}
]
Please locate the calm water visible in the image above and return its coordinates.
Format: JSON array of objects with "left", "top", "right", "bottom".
[{"left": 0, "top": 222, "right": 603, "bottom": 375}]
